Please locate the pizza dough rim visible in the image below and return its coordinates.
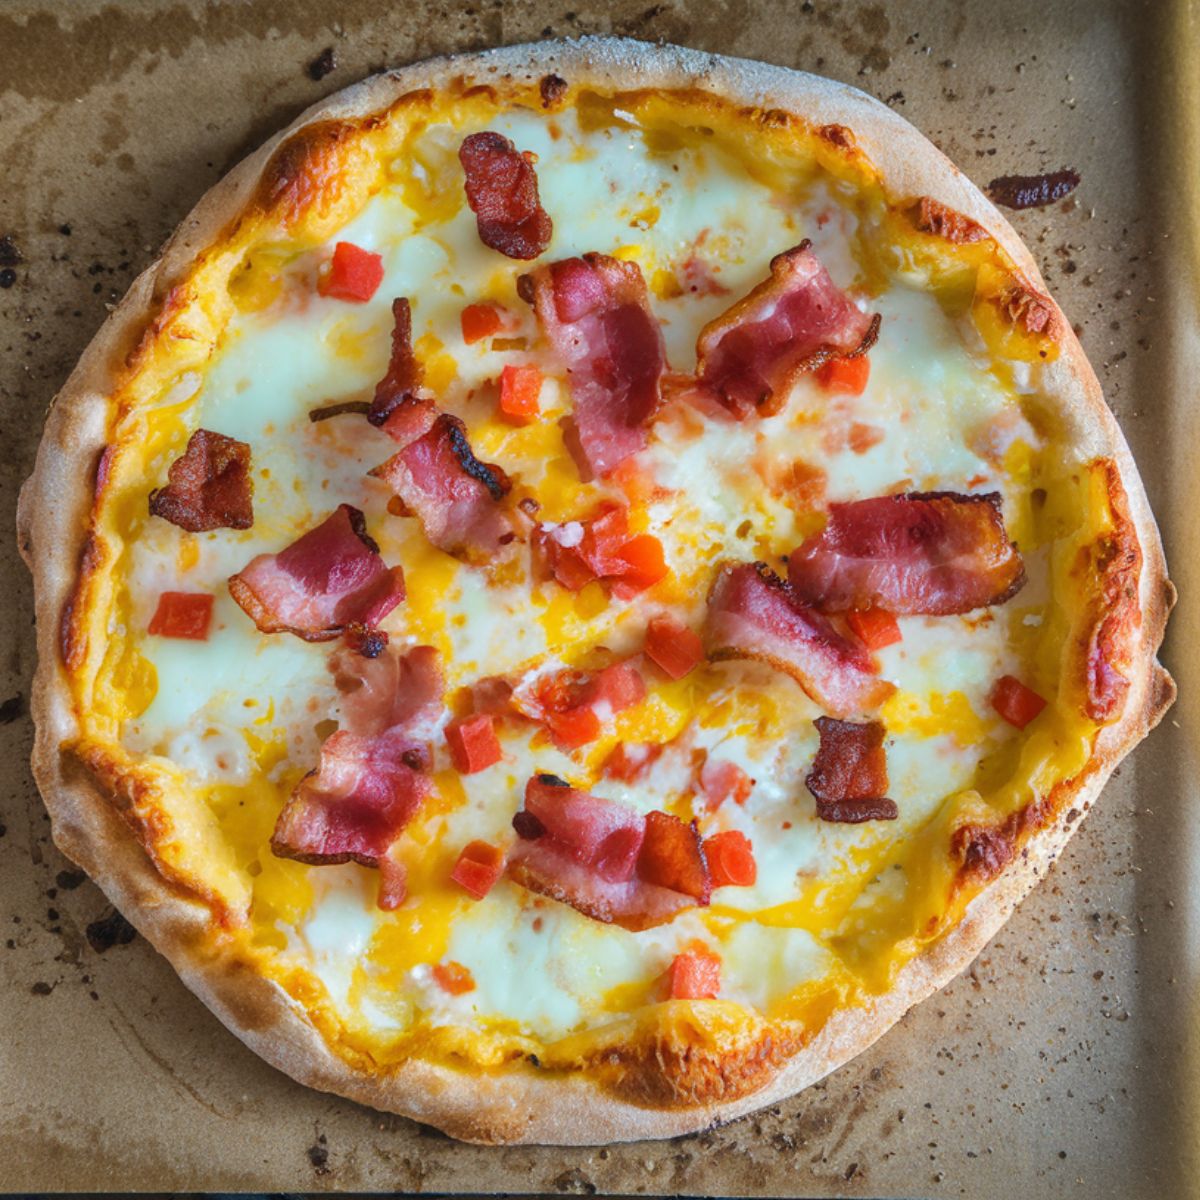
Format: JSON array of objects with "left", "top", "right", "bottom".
[{"left": 17, "top": 36, "right": 1175, "bottom": 1145}]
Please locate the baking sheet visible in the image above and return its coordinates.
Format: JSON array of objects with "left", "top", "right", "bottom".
[{"left": 1, "top": 0, "right": 1196, "bottom": 1194}]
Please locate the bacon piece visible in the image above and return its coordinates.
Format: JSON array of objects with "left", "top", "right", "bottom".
[
  {"left": 148, "top": 429, "right": 253, "bottom": 532},
  {"left": 371, "top": 413, "right": 512, "bottom": 559},
  {"left": 229, "top": 504, "right": 405, "bottom": 641},
  {"left": 271, "top": 728, "right": 431, "bottom": 865},
  {"left": 377, "top": 855, "right": 409, "bottom": 910},
  {"left": 459, "top": 131, "right": 553, "bottom": 260},
  {"left": 330, "top": 642, "right": 443, "bottom": 737},
  {"left": 368, "top": 298, "right": 425, "bottom": 427},
  {"left": 987, "top": 169, "right": 1080, "bottom": 211},
  {"left": 786, "top": 492, "right": 1026, "bottom": 616},
  {"left": 518, "top": 253, "right": 666, "bottom": 478},
  {"left": 693, "top": 241, "right": 879, "bottom": 419},
  {"left": 705, "top": 562, "right": 894, "bottom": 718},
  {"left": 806, "top": 717, "right": 897, "bottom": 823},
  {"left": 507, "top": 775, "right": 708, "bottom": 931}
]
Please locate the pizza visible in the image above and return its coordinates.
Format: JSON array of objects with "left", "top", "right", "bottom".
[{"left": 18, "top": 38, "right": 1174, "bottom": 1144}]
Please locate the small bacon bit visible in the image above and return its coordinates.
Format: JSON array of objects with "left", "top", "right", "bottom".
[
  {"left": 668, "top": 949, "right": 721, "bottom": 1000},
  {"left": 703, "top": 830, "right": 757, "bottom": 888},
  {"left": 539, "top": 73, "right": 568, "bottom": 108},
  {"left": 498, "top": 363, "right": 543, "bottom": 424},
  {"left": 816, "top": 355, "right": 871, "bottom": 396},
  {"left": 450, "top": 839, "right": 505, "bottom": 900},
  {"left": 461, "top": 302, "right": 506, "bottom": 344},
  {"left": 846, "top": 608, "right": 902, "bottom": 651},
  {"left": 148, "top": 591, "right": 214, "bottom": 640},
  {"left": 371, "top": 414, "right": 513, "bottom": 560},
  {"left": 787, "top": 492, "right": 1026, "bottom": 616},
  {"left": 987, "top": 169, "right": 1081, "bottom": 211},
  {"left": 806, "top": 716, "right": 897, "bottom": 823},
  {"left": 309, "top": 399, "right": 373, "bottom": 422},
  {"left": 343, "top": 622, "right": 389, "bottom": 658},
  {"left": 644, "top": 614, "right": 705, "bottom": 680},
  {"left": 377, "top": 854, "right": 408, "bottom": 911},
  {"left": 518, "top": 253, "right": 666, "bottom": 478},
  {"left": 990, "top": 674, "right": 1047, "bottom": 729},
  {"left": 148, "top": 429, "right": 254, "bottom": 532},
  {"left": 228, "top": 504, "right": 405, "bottom": 641},
  {"left": 459, "top": 131, "right": 553, "bottom": 260},
  {"left": 693, "top": 240, "right": 880, "bottom": 419},
  {"left": 911, "top": 196, "right": 988, "bottom": 243},
  {"left": 369, "top": 298, "right": 424, "bottom": 427},
  {"left": 705, "top": 562, "right": 895, "bottom": 718},
  {"left": 602, "top": 742, "right": 662, "bottom": 782},
  {"left": 318, "top": 241, "right": 384, "bottom": 302},
  {"left": 432, "top": 961, "right": 476, "bottom": 994},
  {"left": 445, "top": 713, "right": 502, "bottom": 774},
  {"left": 535, "top": 503, "right": 667, "bottom": 597},
  {"left": 638, "top": 811, "right": 709, "bottom": 903},
  {"left": 699, "top": 758, "right": 753, "bottom": 810}
]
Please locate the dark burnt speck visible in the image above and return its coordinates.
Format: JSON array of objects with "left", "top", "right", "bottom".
[
  {"left": 307, "top": 46, "right": 337, "bottom": 82},
  {"left": 0, "top": 694, "right": 23, "bottom": 724},
  {"left": 86, "top": 908, "right": 137, "bottom": 954}
]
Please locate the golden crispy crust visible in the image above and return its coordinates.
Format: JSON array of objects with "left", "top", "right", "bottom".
[{"left": 17, "top": 37, "right": 1174, "bottom": 1144}]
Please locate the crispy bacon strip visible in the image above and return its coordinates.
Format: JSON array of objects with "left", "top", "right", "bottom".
[
  {"left": 459, "top": 131, "right": 553, "bottom": 260},
  {"left": 507, "top": 774, "right": 708, "bottom": 931},
  {"left": 272, "top": 644, "right": 443, "bottom": 867},
  {"left": 369, "top": 298, "right": 425, "bottom": 427},
  {"left": 806, "top": 717, "right": 897, "bottom": 823},
  {"left": 693, "top": 241, "right": 879, "bottom": 419},
  {"left": 518, "top": 253, "right": 666, "bottom": 478},
  {"left": 786, "top": 491, "right": 1026, "bottom": 616},
  {"left": 371, "top": 413, "right": 513, "bottom": 559},
  {"left": 705, "top": 561, "right": 894, "bottom": 718},
  {"left": 148, "top": 429, "right": 253, "bottom": 532},
  {"left": 228, "top": 504, "right": 405, "bottom": 641}
]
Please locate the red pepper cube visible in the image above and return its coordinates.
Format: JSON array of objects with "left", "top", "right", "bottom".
[
  {"left": 148, "top": 591, "right": 214, "bottom": 640},
  {"left": 587, "top": 661, "right": 646, "bottom": 713},
  {"left": 703, "top": 830, "right": 757, "bottom": 888},
  {"left": 498, "top": 363, "right": 542, "bottom": 425},
  {"left": 432, "top": 961, "right": 476, "bottom": 994},
  {"left": 990, "top": 674, "right": 1047, "bottom": 729},
  {"left": 461, "top": 302, "right": 505, "bottom": 344},
  {"left": 545, "top": 705, "right": 602, "bottom": 750},
  {"left": 815, "top": 353, "right": 870, "bottom": 395},
  {"left": 699, "top": 758, "right": 753, "bottom": 810},
  {"left": 668, "top": 949, "right": 721, "bottom": 1000},
  {"left": 846, "top": 608, "right": 902, "bottom": 651},
  {"left": 317, "top": 241, "right": 385, "bottom": 303},
  {"left": 610, "top": 534, "right": 668, "bottom": 599},
  {"left": 445, "top": 713, "right": 502, "bottom": 775},
  {"left": 450, "top": 840, "right": 505, "bottom": 900},
  {"left": 644, "top": 614, "right": 704, "bottom": 680}
]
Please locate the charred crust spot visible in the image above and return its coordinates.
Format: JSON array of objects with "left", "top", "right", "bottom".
[
  {"left": 513, "top": 810, "right": 546, "bottom": 840},
  {"left": 910, "top": 196, "right": 988, "bottom": 243},
  {"left": 256, "top": 119, "right": 360, "bottom": 228},
  {"left": 444, "top": 416, "right": 511, "bottom": 501},
  {"left": 1001, "top": 284, "right": 1056, "bottom": 336},
  {"left": 817, "top": 123, "right": 855, "bottom": 149},
  {"left": 539, "top": 73, "right": 568, "bottom": 108},
  {"left": 61, "top": 533, "right": 102, "bottom": 672},
  {"left": 309, "top": 399, "right": 372, "bottom": 422}
]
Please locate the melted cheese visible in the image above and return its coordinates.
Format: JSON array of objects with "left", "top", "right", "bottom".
[{"left": 78, "top": 85, "right": 1108, "bottom": 1066}]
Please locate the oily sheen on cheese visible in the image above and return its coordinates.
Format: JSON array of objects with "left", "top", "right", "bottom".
[{"left": 80, "top": 86, "right": 1112, "bottom": 1069}]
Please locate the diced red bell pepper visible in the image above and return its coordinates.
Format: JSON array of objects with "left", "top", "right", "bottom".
[
  {"left": 668, "top": 949, "right": 721, "bottom": 1000},
  {"left": 846, "top": 608, "right": 902, "bottom": 651},
  {"left": 990, "top": 674, "right": 1047, "bottom": 729},
  {"left": 584, "top": 661, "right": 646, "bottom": 713},
  {"left": 699, "top": 758, "right": 753, "bottom": 810},
  {"left": 432, "top": 961, "right": 476, "bottom": 994},
  {"left": 610, "top": 534, "right": 668, "bottom": 599},
  {"left": 703, "top": 830, "right": 757, "bottom": 888},
  {"left": 148, "top": 591, "right": 214, "bottom": 640},
  {"left": 602, "top": 742, "right": 661, "bottom": 782},
  {"left": 445, "top": 713, "right": 502, "bottom": 775},
  {"left": 450, "top": 840, "right": 505, "bottom": 900},
  {"left": 498, "top": 363, "right": 543, "bottom": 425},
  {"left": 815, "top": 354, "right": 870, "bottom": 395},
  {"left": 848, "top": 422, "right": 885, "bottom": 453},
  {"left": 317, "top": 241, "right": 384, "bottom": 303},
  {"left": 644, "top": 614, "right": 704, "bottom": 680},
  {"left": 461, "top": 302, "right": 505, "bottom": 344},
  {"left": 544, "top": 705, "right": 602, "bottom": 750}
]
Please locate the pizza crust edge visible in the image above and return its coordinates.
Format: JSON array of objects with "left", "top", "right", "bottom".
[{"left": 17, "top": 36, "right": 1175, "bottom": 1144}]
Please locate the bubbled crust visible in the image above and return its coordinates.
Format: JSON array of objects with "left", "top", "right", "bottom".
[{"left": 17, "top": 37, "right": 1174, "bottom": 1144}]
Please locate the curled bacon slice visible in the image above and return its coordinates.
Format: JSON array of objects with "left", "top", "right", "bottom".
[
  {"left": 694, "top": 241, "right": 879, "bottom": 419},
  {"left": 806, "top": 716, "right": 897, "bottom": 823},
  {"left": 786, "top": 491, "right": 1026, "bottom": 616},
  {"left": 518, "top": 253, "right": 666, "bottom": 479},
  {"left": 149, "top": 429, "right": 253, "bottom": 532},
  {"left": 705, "top": 561, "right": 894, "bottom": 718},
  {"left": 228, "top": 504, "right": 405, "bottom": 641},
  {"left": 369, "top": 297, "right": 425, "bottom": 428},
  {"left": 507, "top": 775, "right": 708, "bottom": 931},
  {"left": 330, "top": 642, "right": 443, "bottom": 737},
  {"left": 459, "top": 131, "right": 553, "bottom": 260},
  {"left": 372, "top": 413, "right": 513, "bottom": 560}
]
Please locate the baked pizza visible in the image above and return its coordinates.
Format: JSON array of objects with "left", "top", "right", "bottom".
[{"left": 18, "top": 39, "right": 1174, "bottom": 1144}]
